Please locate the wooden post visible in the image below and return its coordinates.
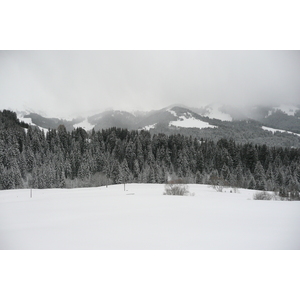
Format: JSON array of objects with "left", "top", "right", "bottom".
[{"left": 30, "top": 189, "right": 32, "bottom": 198}]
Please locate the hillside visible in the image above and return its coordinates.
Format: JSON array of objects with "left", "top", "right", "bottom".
[{"left": 11, "top": 103, "right": 300, "bottom": 147}]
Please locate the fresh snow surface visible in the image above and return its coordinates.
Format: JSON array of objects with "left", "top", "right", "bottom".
[
  {"left": 167, "top": 108, "right": 178, "bottom": 117},
  {"left": 73, "top": 118, "right": 94, "bottom": 131},
  {"left": 262, "top": 126, "right": 300, "bottom": 137},
  {"left": 170, "top": 113, "right": 217, "bottom": 129},
  {"left": 143, "top": 123, "right": 157, "bottom": 130},
  {"left": 1, "top": 184, "right": 299, "bottom": 250},
  {"left": 203, "top": 104, "right": 232, "bottom": 121}
]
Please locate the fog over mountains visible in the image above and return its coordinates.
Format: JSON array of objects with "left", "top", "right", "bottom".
[
  {"left": 13, "top": 102, "right": 300, "bottom": 148},
  {"left": 16, "top": 102, "right": 300, "bottom": 130},
  {"left": 2, "top": 51, "right": 300, "bottom": 147},
  {"left": 1, "top": 51, "right": 300, "bottom": 117}
]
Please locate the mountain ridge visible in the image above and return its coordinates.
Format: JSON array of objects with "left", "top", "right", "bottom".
[{"left": 4, "top": 103, "right": 300, "bottom": 147}]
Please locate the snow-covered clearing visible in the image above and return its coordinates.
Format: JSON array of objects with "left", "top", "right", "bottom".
[
  {"left": 73, "top": 118, "right": 94, "bottom": 131},
  {"left": 17, "top": 115, "right": 46, "bottom": 132},
  {"left": 167, "top": 108, "right": 178, "bottom": 117},
  {"left": 0, "top": 184, "right": 299, "bottom": 250},
  {"left": 169, "top": 113, "right": 217, "bottom": 129},
  {"left": 262, "top": 126, "right": 300, "bottom": 137},
  {"left": 143, "top": 123, "right": 157, "bottom": 130}
]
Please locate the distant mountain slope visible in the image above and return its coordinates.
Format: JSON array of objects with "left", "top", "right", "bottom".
[
  {"left": 262, "top": 110, "right": 300, "bottom": 134},
  {"left": 191, "top": 104, "right": 247, "bottom": 121},
  {"left": 19, "top": 112, "right": 83, "bottom": 131},
  {"left": 88, "top": 110, "right": 139, "bottom": 131},
  {"left": 0, "top": 110, "right": 29, "bottom": 131},
  {"left": 136, "top": 106, "right": 217, "bottom": 130},
  {"left": 3, "top": 102, "right": 300, "bottom": 148},
  {"left": 243, "top": 105, "right": 300, "bottom": 134}
]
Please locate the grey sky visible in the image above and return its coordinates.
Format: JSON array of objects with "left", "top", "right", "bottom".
[{"left": 0, "top": 51, "right": 299, "bottom": 118}]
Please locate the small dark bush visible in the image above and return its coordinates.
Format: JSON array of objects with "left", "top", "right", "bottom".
[
  {"left": 253, "top": 191, "right": 273, "bottom": 200},
  {"left": 164, "top": 183, "right": 190, "bottom": 196}
]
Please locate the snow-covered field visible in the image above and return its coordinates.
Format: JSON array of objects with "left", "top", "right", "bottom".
[{"left": 0, "top": 184, "right": 299, "bottom": 250}]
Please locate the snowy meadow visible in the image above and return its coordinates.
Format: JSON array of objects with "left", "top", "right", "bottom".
[{"left": 1, "top": 184, "right": 299, "bottom": 250}]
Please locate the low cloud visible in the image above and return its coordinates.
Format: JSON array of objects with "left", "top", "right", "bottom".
[{"left": 0, "top": 51, "right": 299, "bottom": 117}]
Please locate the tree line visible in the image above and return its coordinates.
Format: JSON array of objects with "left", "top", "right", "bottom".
[{"left": 1, "top": 110, "right": 300, "bottom": 199}]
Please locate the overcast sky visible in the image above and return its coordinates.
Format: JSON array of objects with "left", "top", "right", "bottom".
[{"left": 0, "top": 51, "right": 299, "bottom": 118}]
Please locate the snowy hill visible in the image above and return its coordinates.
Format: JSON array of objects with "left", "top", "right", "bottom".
[
  {"left": 1, "top": 184, "right": 299, "bottom": 250},
  {"left": 17, "top": 111, "right": 84, "bottom": 131},
  {"left": 17, "top": 111, "right": 47, "bottom": 132},
  {"left": 88, "top": 110, "right": 139, "bottom": 131},
  {"left": 251, "top": 105, "right": 300, "bottom": 134},
  {"left": 4, "top": 103, "right": 300, "bottom": 147},
  {"left": 138, "top": 106, "right": 217, "bottom": 130},
  {"left": 168, "top": 107, "right": 216, "bottom": 129}
]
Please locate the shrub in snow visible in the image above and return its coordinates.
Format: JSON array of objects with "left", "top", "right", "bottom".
[
  {"left": 230, "top": 187, "right": 239, "bottom": 193},
  {"left": 253, "top": 191, "right": 273, "bottom": 200},
  {"left": 209, "top": 174, "right": 228, "bottom": 192},
  {"left": 164, "top": 183, "right": 190, "bottom": 196},
  {"left": 212, "top": 184, "right": 224, "bottom": 192}
]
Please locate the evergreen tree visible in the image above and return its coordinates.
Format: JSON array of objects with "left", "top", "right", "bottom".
[
  {"left": 117, "top": 159, "right": 131, "bottom": 184},
  {"left": 196, "top": 150, "right": 204, "bottom": 173},
  {"left": 245, "top": 144, "right": 258, "bottom": 173},
  {"left": 1, "top": 167, "right": 15, "bottom": 189},
  {"left": 196, "top": 171, "right": 203, "bottom": 184},
  {"left": 78, "top": 160, "right": 91, "bottom": 180},
  {"left": 141, "top": 163, "right": 150, "bottom": 183},
  {"left": 248, "top": 176, "right": 256, "bottom": 190},
  {"left": 254, "top": 161, "right": 266, "bottom": 190},
  {"left": 133, "top": 159, "right": 140, "bottom": 180},
  {"left": 30, "top": 166, "right": 39, "bottom": 189},
  {"left": 149, "top": 166, "right": 156, "bottom": 183},
  {"left": 59, "top": 171, "right": 66, "bottom": 188}
]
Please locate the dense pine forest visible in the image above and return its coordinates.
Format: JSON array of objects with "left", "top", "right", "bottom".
[{"left": 1, "top": 110, "right": 300, "bottom": 199}]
